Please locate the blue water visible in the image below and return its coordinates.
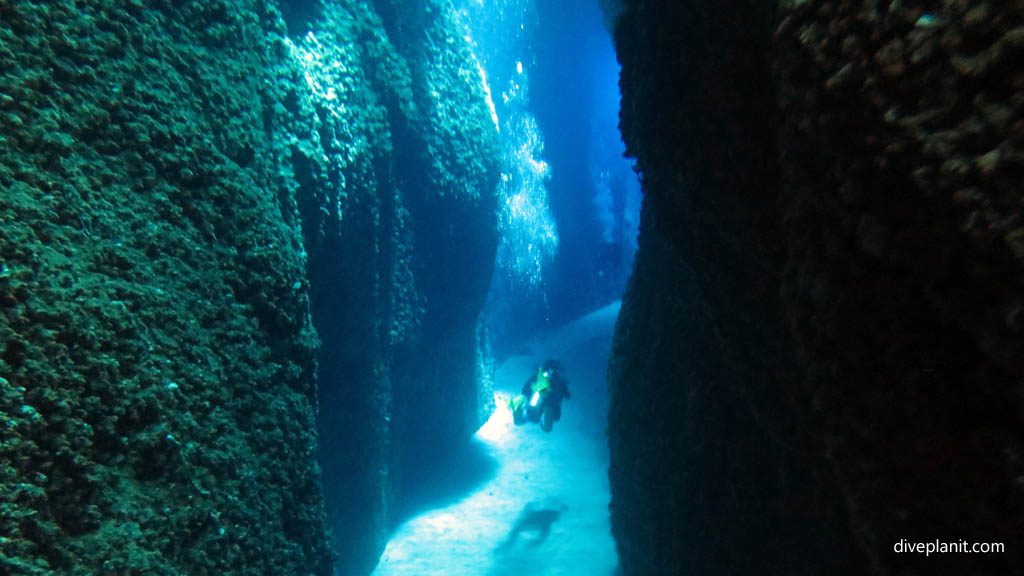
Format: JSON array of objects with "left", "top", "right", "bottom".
[{"left": 463, "top": 0, "right": 641, "bottom": 354}]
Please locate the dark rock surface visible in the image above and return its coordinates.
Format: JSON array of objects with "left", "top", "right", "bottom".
[
  {"left": 608, "top": 1, "right": 1023, "bottom": 575},
  {"left": 774, "top": 2, "right": 1024, "bottom": 573}
]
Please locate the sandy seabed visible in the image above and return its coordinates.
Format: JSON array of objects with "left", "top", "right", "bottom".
[{"left": 372, "top": 303, "right": 621, "bottom": 576}]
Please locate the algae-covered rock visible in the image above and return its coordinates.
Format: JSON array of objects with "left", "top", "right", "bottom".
[
  {"left": 3, "top": 0, "right": 502, "bottom": 574},
  {"left": 284, "top": 1, "right": 500, "bottom": 573},
  {"left": 1, "top": 1, "right": 330, "bottom": 574}
]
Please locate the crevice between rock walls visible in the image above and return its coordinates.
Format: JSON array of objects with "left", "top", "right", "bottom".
[
  {"left": 607, "top": 1, "right": 1023, "bottom": 575},
  {"left": 0, "top": 1, "right": 500, "bottom": 575}
]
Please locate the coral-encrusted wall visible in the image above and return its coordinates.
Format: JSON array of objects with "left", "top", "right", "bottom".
[
  {"left": 608, "top": 1, "right": 1024, "bottom": 574},
  {"left": 0, "top": 1, "right": 331, "bottom": 574},
  {"left": 0, "top": 0, "right": 499, "bottom": 574},
  {"left": 287, "top": 1, "right": 500, "bottom": 573}
]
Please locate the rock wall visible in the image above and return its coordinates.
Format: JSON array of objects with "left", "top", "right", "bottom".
[
  {"left": 774, "top": 2, "right": 1024, "bottom": 573},
  {"left": 608, "top": 1, "right": 1023, "bottom": 575},
  {"left": 288, "top": 1, "right": 500, "bottom": 573},
  {"left": 607, "top": 2, "right": 863, "bottom": 574},
  {"left": 0, "top": 0, "right": 500, "bottom": 575},
  {"left": 0, "top": 1, "right": 330, "bottom": 574}
]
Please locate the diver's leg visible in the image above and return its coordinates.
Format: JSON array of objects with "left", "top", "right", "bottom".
[
  {"left": 541, "top": 409, "right": 553, "bottom": 432},
  {"left": 513, "top": 405, "right": 526, "bottom": 425}
]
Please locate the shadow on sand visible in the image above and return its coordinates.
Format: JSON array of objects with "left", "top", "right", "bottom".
[
  {"left": 488, "top": 501, "right": 568, "bottom": 575},
  {"left": 497, "top": 503, "right": 567, "bottom": 549}
]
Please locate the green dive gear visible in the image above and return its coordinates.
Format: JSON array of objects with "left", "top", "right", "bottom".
[{"left": 533, "top": 368, "right": 552, "bottom": 394}]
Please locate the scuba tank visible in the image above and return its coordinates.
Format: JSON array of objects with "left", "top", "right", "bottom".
[
  {"left": 525, "top": 369, "right": 553, "bottom": 421},
  {"left": 510, "top": 367, "right": 556, "bottom": 425}
]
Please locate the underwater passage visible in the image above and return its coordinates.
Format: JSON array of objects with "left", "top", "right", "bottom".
[
  {"left": 372, "top": 304, "right": 620, "bottom": 576},
  {"left": 2, "top": 0, "right": 1022, "bottom": 575}
]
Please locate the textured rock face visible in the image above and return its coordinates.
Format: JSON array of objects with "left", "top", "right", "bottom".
[
  {"left": 290, "top": 1, "right": 500, "bottom": 574},
  {"left": 0, "top": 1, "right": 330, "bottom": 574},
  {"left": 0, "top": 0, "right": 499, "bottom": 575},
  {"left": 774, "top": 2, "right": 1024, "bottom": 573},
  {"left": 607, "top": 2, "right": 862, "bottom": 574},
  {"left": 609, "top": 1, "right": 1023, "bottom": 575}
]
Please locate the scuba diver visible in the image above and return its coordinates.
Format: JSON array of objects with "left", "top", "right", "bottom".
[{"left": 510, "top": 359, "right": 571, "bottom": 432}]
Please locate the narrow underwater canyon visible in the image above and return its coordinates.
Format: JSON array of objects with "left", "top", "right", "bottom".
[{"left": 1, "top": 1, "right": 1022, "bottom": 576}]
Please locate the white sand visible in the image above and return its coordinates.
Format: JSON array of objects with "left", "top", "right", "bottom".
[{"left": 372, "top": 303, "right": 621, "bottom": 576}]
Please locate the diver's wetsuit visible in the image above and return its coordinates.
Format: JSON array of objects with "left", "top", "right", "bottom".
[{"left": 522, "top": 370, "right": 571, "bottom": 431}]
